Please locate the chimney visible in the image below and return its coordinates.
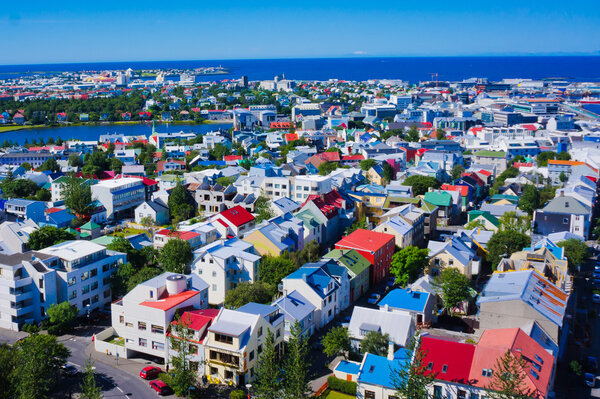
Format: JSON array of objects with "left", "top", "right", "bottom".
[{"left": 387, "top": 341, "right": 395, "bottom": 360}]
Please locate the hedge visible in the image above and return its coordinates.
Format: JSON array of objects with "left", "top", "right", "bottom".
[{"left": 327, "top": 375, "right": 357, "bottom": 395}]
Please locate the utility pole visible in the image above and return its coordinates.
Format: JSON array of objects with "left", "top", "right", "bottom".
[{"left": 431, "top": 73, "right": 438, "bottom": 88}]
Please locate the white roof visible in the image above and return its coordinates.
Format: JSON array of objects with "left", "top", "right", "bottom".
[
  {"left": 348, "top": 306, "right": 414, "bottom": 347},
  {"left": 93, "top": 177, "right": 142, "bottom": 188},
  {"left": 38, "top": 240, "right": 104, "bottom": 261}
]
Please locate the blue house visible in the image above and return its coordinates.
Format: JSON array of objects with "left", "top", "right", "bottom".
[
  {"left": 4, "top": 199, "right": 46, "bottom": 224},
  {"left": 40, "top": 209, "right": 75, "bottom": 228},
  {"left": 378, "top": 288, "right": 435, "bottom": 325}
]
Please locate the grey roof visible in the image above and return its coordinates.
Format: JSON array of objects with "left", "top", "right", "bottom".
[
  {"left": 271, "top": 290, "right": 315, "bottom": 321},
  {"left": 542, "top": 195, "right": 590, "bottom": 215},
  {"left": 348, "top": 306, "right": 414, "bottom": 347}
]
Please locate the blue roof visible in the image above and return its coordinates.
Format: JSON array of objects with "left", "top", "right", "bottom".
[
  {"left": 357, "top": 353, "right": 407, "bottom": 388},
  {"left": 272, "top": 290, "right": 315, "bottom": 321},
  {"left": 237, "top": 302, "right": 277, "bottom": 318},
  {"left": 378, "top": 288, "right": 430, "bottom": 313},
  {"left": 335, "top": 360, "right": 361, "bottom": 375},
  {"left": 47, "top": 210, "right": 75, "bottom": 225},
  {"left": 284, "top": 262, "right": 338, "bottom": 299}
]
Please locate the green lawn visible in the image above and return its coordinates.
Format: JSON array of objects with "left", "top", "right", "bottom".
[
  {"left": 323, "top": 390, "right": 355, "bottom": 399},
  {"left": 106, "top": 335, "right": 124, "bottom": 346}
]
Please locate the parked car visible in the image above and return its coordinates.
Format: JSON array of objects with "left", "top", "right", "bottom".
[
  {"left": 585, "top": 373, "right": 596, "bottom": 388},
  {"left": 140, "top": 366, "right": 162, "bottom": 380},
  {"left": 61, "top": 364, "right": 78, "bottom": 377},
  {"left": 367, "top": 293, "right": 381, "bottom": 305},
  {"left": 386, "top": 277, "right": 396, "bottom": 289},
  {"left": 150, "top": 380, "right": 172, "bottom": 395},
  {"left": 593, "top": 294, "right": 600, "bottom": 304}
]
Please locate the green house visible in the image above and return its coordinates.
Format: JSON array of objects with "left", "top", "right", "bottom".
[{"left": 323, "top": 249, "right": 370, "bottom": 302}]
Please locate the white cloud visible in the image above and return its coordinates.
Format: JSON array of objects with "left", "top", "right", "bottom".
[{"left": 353, "top": 50, "right": 368, "bottom": 55}]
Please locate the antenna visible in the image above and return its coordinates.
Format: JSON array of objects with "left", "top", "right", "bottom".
[{"left": 431, "top": 73, "right": 438, "bottom": 88}]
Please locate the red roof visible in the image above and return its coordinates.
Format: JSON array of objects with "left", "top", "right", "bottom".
[
  {"left": 513, "top": 162, "right": 533, "bottom": 168},
  {"left": 223, "top": 155, "right": 242, "bottom": 161},
  {"left": 441, "top": 184, "right": 469, "bottom": 197},
  {"left": 522, "top": 124, "right": 538, "bottom": 131},
  {"left": 470, "top": 328, "right": 553, "bottom": 397},
  {"left": 140, "top": 290, "right": 200, "bottom": 311},
  {"left": 45, "top": 207, "right": 63, "bottom": 214},
  {"left": 303, "top": 190, "right": 346, "bottom": 219},
  {"left": 156, "top": 229, "right": 200, "bottom": 241},
  {"left": 285, "top": 133, "right": 299, "bottom": 142},
  {"left": 335, "top": 229, "right": 394, "bottom": 253},
  {"left": 218, "top": 205, "right": 254, "bottom": 227},
  {"left": 342, "top": 155, "right": 365, "bottom": 161},
  {"left": 172, "top": 309, "right": 220, "bottom": 332},
  {"left": 477, "top": 169, "right": 492, "bottom": 177},
  {"left": 420, "top": 336, "right": 475, "bottom": 384}
]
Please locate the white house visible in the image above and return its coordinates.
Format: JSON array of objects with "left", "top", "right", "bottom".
[
  {"left": 91, "top": 177, "right": 145, "bottom": 220},
  {"left": 135, "top": 200, "right": 169, "bottom": 225}
]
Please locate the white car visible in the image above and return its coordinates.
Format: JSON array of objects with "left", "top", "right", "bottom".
[{"left": 593, "top": 294, "right": 600, "bottom": 304}]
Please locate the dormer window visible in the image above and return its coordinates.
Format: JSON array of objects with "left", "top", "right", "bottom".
[{"left": 150, "top": 290, "right": 154, "bottom": 298}]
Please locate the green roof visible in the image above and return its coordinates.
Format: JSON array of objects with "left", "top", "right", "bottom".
[
  {"left": 468, "top": 210, "right": 500, "bottom": 227},
  {"left": 424, "top": 191, "right": 452, "bottom": 207},
  {"left": 80, "top": 221, "right": 101, "bottom": 230},
  {"left": 419, "top": 201, "right": 438, "bottom": 213},
  {"left": 65, "top": 227, "right": 78, "bottom": 234},
  {"left": 323, "top": 249, "right": 370, "bottom": 276},
  {"left": 294, "top": 208, "right": 323, "bottom": 227},
  {"left": 473, "top": 150, "right": 506, "bottom": 158},
  {"left": 490, "top": 194, "right": 519, "bottom": 204},
  {"left": 91, "top": 235, "right": 118, "bottom": 246},
  {"left": 383, "top": 196, "right": 421, "bottom": 208},
  {"left": 53, "top": 176, "right": 70, "bottom": 184},
  {"left": 79, "top": 231, "right": 91, "bottom": 238}
]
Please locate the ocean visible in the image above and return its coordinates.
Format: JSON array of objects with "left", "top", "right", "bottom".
[
  {"left": 0, "top": 123, "right": 232, "bottom": 146},
  {"left": 2, "top": 56, "right": 600, "bottom": 83}
]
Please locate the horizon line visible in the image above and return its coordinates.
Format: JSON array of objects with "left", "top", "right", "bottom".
[{"left": 2, "top": 53, "right": 600, "bottom": 68}]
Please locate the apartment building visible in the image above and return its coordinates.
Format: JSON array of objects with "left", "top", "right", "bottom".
[
  {"left": 38, "top": 240, "right": 127, "bottom": 314},
  {"left": 203, "top": 304, "right": 284, "bottom": 386},
  {"left": 291, "top": 175, "right": 332, "bottom": 202},
  {"left": 91, "top": 177, "right": 145, "bottom": 220},
  {"left": 0, "top": 252, "right": 58, "bottom": 331},
  {"left": 111, "top": 273, "right": 209, "bottom": 362},
  {"left": 4, "top": 199, "right": 45, "bottom": 224},
  {"left": 191, "top": 238, "right": 261, "bottom": 305}
]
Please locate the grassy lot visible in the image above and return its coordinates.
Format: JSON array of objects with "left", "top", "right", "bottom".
[
  {"left": 106, "top": 335, "right": 124, "bottom": 346},
  {"left": 323, "top": 390, "right": 355, "bottom": 399},
  {"left": 0, "top": 125, "right": 45, "bottom": 133}
]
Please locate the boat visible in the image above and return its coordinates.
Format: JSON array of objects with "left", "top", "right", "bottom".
[{"left": 579, "top": 97, "right": 600, "bottom": 104}]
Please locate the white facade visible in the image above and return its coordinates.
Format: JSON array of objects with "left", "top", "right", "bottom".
[
  {"left": 291, "top": 175, "right": 332, "bottom": 202},
  {"left": 91, "top": 177, "right": 146, "bottom": 220},
  {"left": 110, "top": 273, "right": 209, "bottom": 361},
  {"left": 191, "top": 238, "right": 260, "bottom": 305}
]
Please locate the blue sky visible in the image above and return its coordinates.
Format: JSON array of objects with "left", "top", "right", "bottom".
[{"left": 3, "top": 0, "right": 600, "bottom": 64}]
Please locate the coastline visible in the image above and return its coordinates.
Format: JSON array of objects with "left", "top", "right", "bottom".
[{"left": 0, "top": 119, "right": 230, "bottom": 134}]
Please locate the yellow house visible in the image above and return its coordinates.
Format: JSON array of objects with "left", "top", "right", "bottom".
[
  {"left": 367, "top": 165, "right": 385, "bottom": 186},
  {"left": 426, "top": 236, "right": 480, "bottom": 279},
  {"left": 243, "top": 223, "right": 293, "bottom": 257}
]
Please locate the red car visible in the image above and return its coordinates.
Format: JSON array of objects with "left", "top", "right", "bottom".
[
  {"left": 140, "top": 366, "right": 162, "bottom": 380},
  {"left": 150, "top": 380, "right": 171, "bottom": 395}
]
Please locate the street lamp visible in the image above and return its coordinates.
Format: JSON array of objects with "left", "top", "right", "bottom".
[{"left": 245, "top": 384, "right": 252, "bottom": 399}]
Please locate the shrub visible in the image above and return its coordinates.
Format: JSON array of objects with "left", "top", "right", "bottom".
[
  {"left": 21, "top": 323, "right": 40, "bottom": 334},
  {"left": 230, "top": 389, "right": 246, "bottom": 399},
  {"left": 327, "top": 375, "right": 357, "bottom": 395}
]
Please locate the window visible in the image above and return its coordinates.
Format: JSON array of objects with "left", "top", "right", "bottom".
[
  {"left": 82, "top": 298, "right": 90, "bottom": 307},
  {"left": 90, "top": 268, "right": 98, "bottom": 278},
  {"left": 427, "top": 362, "right": 434, "bottom": 371},
  {"left": 81, "top": 271, "right": 90, "bottom": 281},
  {"left": 258, "top": 344, "right": 263, "bottom": 354},
  {"left": 69, "top": 290, "right": 77, "bottom": 300},
  {"left": 91, "top": 294, "right": 99, "bottom": 304},
  {"left": 68, "top": 277, "right": 76, "bottom": 286},
  {"left": 365, "top": 391, "right": 375, "bottom": 399},
  {"left": 249, "top": 350, "right": 255, "bottom": 361},
  {"left": 471, "top": 394, "right": 480, "bottom": 399},
  {"left": 91, "top": 282, "right": 98, "bottom": 291},
  {"left": 104, "top": 289, "right": 111, "bottom": 298},
  {"left": 214, "top": 333, "right": 233, "bottom": 344},
  {"left": 433, "top": 386, "right": 442, "bottom": 399},
  {"left": 152, "top": 341, "right": 165, "bottom": 351},
  {"left": 189, "top": 344, "right": 198, "bottom": 354},
  {"left": 139, "top": 338, "right": 147, "bottom": 347},
  {"left": 125, "top": 322, "right": 133, "bottom": 328},
  {"left": 212, "top": 271, "right": 217, "bottom": 277},
  {"left": 212, "top": 284, "right": 217, "bottom": 291},
  {"left": 225, "top": 370, "right": 234, "bottom": 379},
  {"left": 442, "top": 364, "right": 448, "bottom": 373},
  {"left": 151, "top": 325, "right": 164, "bottom": 334},
  {"left": 258, "top": 327, "right": 263, "bottom": 337},
  {"left": 482, "top": 368, "right": 493, "bottom": 377},
  {"left": 119, "top": 315, "right": 124, "bottom": 324},
  {"left": 138, "top": 321, "right": 147, "bottom": 331},
  {"left": 457, "top": 390, "right": 467, "bottom": 399}
]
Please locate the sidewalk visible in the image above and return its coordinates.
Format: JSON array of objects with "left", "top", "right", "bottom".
[{"left": 85, "top": 340, "right": 163, "bottom": 377}]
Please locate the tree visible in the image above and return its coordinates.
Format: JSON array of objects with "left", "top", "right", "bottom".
[
  {"left": 216, "top": 176, "right": 237, "bottom": 187},
  {"left": 404, "top": 125, "right": 420, "bottom": 142},
  {"left": 485, "top": 349, "right": 537, "bottom": 399},
  {"left": 434, "top": 268, "right": 471, "bottom": 316},
  {"left": 259, "top": 254, "right": 298, "bottom": 286},
  {"left": 465, "top": 219, "right": 487, "bottom": 230},
  {"left": 0, "top": 177, "right": 39, "bottom": 199},
  {"left": 107, "top": 236, "right": 145, "bottom": 269},
  {"left": 390, "top": 246, "right": 429, "bottom": 286},
  {"left": 318, "top": 161, "right": 339, "bottom": 176},
  {"left": 382, "top": 162, "right": 395, "bottom": 183},
  {"left": 110, "top": 157, "right": 123, "bottom": 173},
  {"left": 47, "top": 301, "right": 79, "bottom": 334},
  {"left": 0, "top": 343, "right": 16, "bottom": 398},
  {"left": 159, "top": 238, "right": 192, "bottom": 274},
  {"left": 402, "top": 175, "right": 441, "bottom": 196},
  {"left": 359, "top": 159, "right": 377, "bottom": 171},
  {"left": 435, "top": 128, "right": 446, "bottom": 140},
  {"left": 69, "top": 153, "right": 84, "bottom": 168},
  {"left": 40, "top": 157, "right": 60, "bottom": 172},
  {"left": 486, "top": 230, "right": 530, "bottom": 269},
  {"left": 168, "top": 181, "right": 195, "bottom": 223},
  {"left": 345, "top": 216, "right": 368, "bottom": 235},
  {"left": 361, "top": 331, "right": 390, "bottom": 356},
  {"left": 282, "top": 321, "right": 312, "bottom": 399},
  {"left": 27, "top": 225, "right": 76, "bottom": 250},
  {"left": 518, "top": 185, "right": 539, "bottom": 215},
  {"left": 80, "top": 355, "right": 103, "bottom": 399},
  {"left": 82, "top": 151, "right": 110, "bottom": 176},
  {"left": 63, "top": 177, "right": 94, "bottom": 219},
  {"left": 13, "top": 333, "right": 70, "bottom": 399},
  {"left": 288, "top": 240, "right": 321, "bottom": 267},
  {"left": 390, "top": 333, "right": 436, "bottom": 399},
  {"left": 322, "top": 326, "right": 351, "bottom": 358},
  {"left": 451, "top": 164, "right": 465, "bottom": 180},
  {"left": 255, "top": 196, "right": 275, "bottom": 223},
  {"left": 35, "top": 188, "right": 51, "bottom": 201},
  {"left": 163, "top": 313, "right": 197, "bottom": 397},
  {"left": 111, "top": 264, "right": 162, "bottom": 297},
  {"left": 254, "top": 329, "right": 281, "bottom": 399},
  {"left": 21, "top": 162, "right": 32, "bottom": 171},
  {"left": 536, "top": 151, "right": 557, "bottom": 167},
  {"left": 224, "top": 281, "right": 275, "bottom": 309},
  {"left": 559, "top": 171, "right": 568, "bottom": 182},
  {"left": 498, "top": 211, "right": 530, "bottom": 235},
  {"left": 140, "top": 215, "right": 155, "bottom": 227},
  {"left": 557, "top": 238, "right": 588, "bottom": 272}
]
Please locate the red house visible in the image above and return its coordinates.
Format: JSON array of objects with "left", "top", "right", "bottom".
[{"left": 335, "top": 229, "right": 395, "bottom": 285}]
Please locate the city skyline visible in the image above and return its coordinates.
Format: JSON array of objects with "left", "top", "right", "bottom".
[{"left": 3, "top": 0, "right": 600, "bottom": 64}]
